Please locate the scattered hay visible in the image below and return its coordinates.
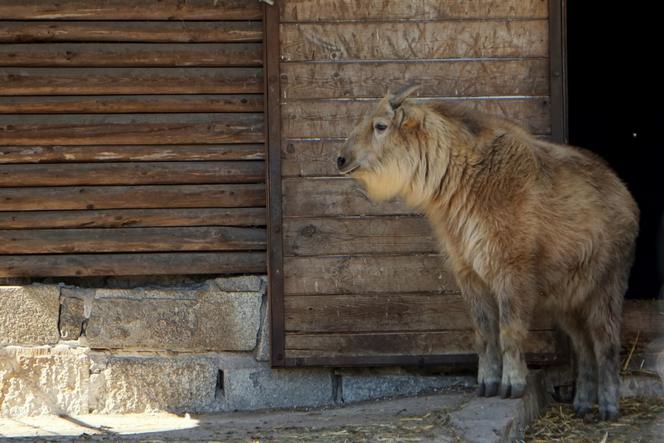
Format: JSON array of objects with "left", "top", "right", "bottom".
[{"left": 524, "top": 396, "right": 664, "bottom": 442}]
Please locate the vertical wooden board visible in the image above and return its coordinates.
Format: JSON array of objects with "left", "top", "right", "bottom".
[
  {"left": 281, "top": 59, "right": 549, "bottom": 100},
  {"left": 282, "top": 177, "right": 413, "bottom": 217},
  {"left": 281, "top": 98, "right": 551, "bottom": 138},
  {"left": 284, "top": 255, "right": 457, "bottom": 295},
  {"left": 284, "top": 216, "right": 437, "bottom": 256},
  {"left": 280, "top": 0, "right": 549, "bottom": 22},
  {"left": 281, "top": 21, "right": 548, "bottom": 61}
]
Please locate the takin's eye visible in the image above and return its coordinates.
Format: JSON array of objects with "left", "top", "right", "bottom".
[{"left": 374, "top": 122, "right": 388, "bottom": 132}]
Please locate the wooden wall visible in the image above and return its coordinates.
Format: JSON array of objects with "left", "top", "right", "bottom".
[
  {"left": 273, "top": 0, "right": 562, "bottom": 366},
  {"left": 0, "top": 0, "right": 267, "bottom": 276}
]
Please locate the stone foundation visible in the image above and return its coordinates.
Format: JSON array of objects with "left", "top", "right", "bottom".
[{"left": 0, "top": 277, "right": 475, "bottom": 417}]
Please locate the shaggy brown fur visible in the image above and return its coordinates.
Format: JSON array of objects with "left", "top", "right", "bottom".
[{"left": 337, "top": 86, "right": 639, "bottom": 421}]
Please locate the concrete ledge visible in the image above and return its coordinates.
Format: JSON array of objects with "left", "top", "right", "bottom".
[{"left": 449, "top": 371, "right": 548, "bottom": 442}]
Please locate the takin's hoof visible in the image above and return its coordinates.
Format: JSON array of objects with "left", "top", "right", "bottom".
[
  {"left": 477, "top": 381, "right": 500, "bottom": 397},
  {"left": 573, "top": 403, "right": 593, "bottom": 418},
  {"left": 499, "top": 382, "right": 526, "bottom": 399},
  {"left": 599, "top": 405, "right": 620, "bottom": 421}
]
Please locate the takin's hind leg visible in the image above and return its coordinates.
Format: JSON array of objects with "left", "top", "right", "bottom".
[
  {"left": 587, "top": 282, "right": 624, "bottom": 421},
  {"left": 455, "top": 266, "right": 502, "bottom": 397},
  {"left": 557, "top": 313, "right": 598, "bottom": 417}
]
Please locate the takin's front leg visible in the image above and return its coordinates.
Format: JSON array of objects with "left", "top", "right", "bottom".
[
  {"left": 455, "top": 266, "right": 502, "bottom": 397},
  {"left": 495, "top": 274, "right": 536, "bottom": 399}
]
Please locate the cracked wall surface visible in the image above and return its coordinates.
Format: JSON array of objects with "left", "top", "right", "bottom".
[{"left": 0, "top": 277, "right": 475, "bottom": 417}]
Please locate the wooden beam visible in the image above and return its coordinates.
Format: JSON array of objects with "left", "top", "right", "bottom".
[
  {"left": 0, "top": 252, "right": 267, "bottom": 277},
  {"left": 0, "top": 161, "right": 265, "bottom": 186},
  {"left": 0, "top": 226, "right": 266, "bottom": 253}
]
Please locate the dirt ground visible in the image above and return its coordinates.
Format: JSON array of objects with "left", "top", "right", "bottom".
[{"left": 525, "top": 396, "right": 664, "bottom": 442}]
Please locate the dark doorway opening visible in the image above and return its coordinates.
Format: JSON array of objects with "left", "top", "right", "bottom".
[{"left": 566, "top": 4, "right": 663, "bottom": 299}]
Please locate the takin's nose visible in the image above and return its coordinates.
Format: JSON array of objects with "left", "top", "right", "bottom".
[{"left": 336, "top": 155, "right": 347, "bottom": 170}]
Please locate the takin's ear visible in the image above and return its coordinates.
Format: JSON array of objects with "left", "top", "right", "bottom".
[
  {"left": 389, "top": 83, "right": 422, "bottom": 109},
  {"left": 395, "top": 105, "right": 420, "bottom": 131}
]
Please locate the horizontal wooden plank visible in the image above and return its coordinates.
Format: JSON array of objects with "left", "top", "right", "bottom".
[
  {"left": 282, "top": 98, "right": 551, "bottom": 138},
  {"left": 281, "top": 0, "right": 548, "bottom": 22},
  {"left": 0, "top": 113, "right": 264, "bottom": 145},
  {"left": 282, "top": 139, "right": 343, "bottom": 177},
  {"left": 281, "top": 59, "right": 548, "bottom": 99},
  {"left": 281, "top": 20, "right": 548, "bottom": 61},
  {"left": 0, "top": 184, "right": 265, "bottom": 211},
  {"left": 283, "top": 177, "right": 412, "bottom": 217},
  {"left": 284, "top": 216, "right": 437, "bottom": 256},
  {"left": 0, "top": 95, "right": 263, "bottom": 114},
  {"left": 284, "top": 254, "right": 457, "bottom": 295},
  {"left": 0, "top": 251, "right": 266, "bottom": 277},
  {"left": 0, "top": 226, "right": 265, "bottom": 254},
  {"left": 285, "top": 293, "right": 555, "bottom": 333},
  {"left": 0, "top": 144, "right": 265, "bottom": 163},
  {"left": 0, "top": 0, "right": 262, "bottom": 20},
  {"left": 0, "top": 161, "right": 265, "bottom": 187},
  {"left": 0, "top": 207, "right": 266, "bottom": 229},
  {"left": 0, "top": 43, "right": 262, "bottom": 67},
  {"left": 0, "top": 67, "right": 263, "bottom": 95},
  {"left": 0, "top": 21, "right": 263, "bottom": 43},
  {"left": 285, "top": 330, "right": 557, "bottom": 357}
]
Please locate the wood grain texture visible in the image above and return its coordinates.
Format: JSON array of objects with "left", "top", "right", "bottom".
[
  {"left": 285, "top": 330, "right": 557, "bottom": 357},
  {"left": 281, "top": 20, "right": 547, "bottom": 61},
  {"left": 282, "top": 139, "right": 344, "bottom": 177},
  {"left": 0, "top": 226, "right": 266, "bottom": 254},
  {"left": 0, "top": 43, "right": 262, "bottom": 67},
  {"left": 0, "top": 251, "right": 267, "bottom": 277},
  {"left": 0, "top": 0, "right": 262, "bottom": 20},
  {"left": 0, "top": 161, "right": 265, "bottom": 187},
  {"left": 282, "top": 98, "right": 551, "bottom": 138},
  {"left": 0, "top": 67, "right": 263, "bottom": 95},
  {"left": 0, "top": 21, "right": 263, "bottom": 43},
  {"left": 285, "top": 293, "right": 555, "bottom": 333},
  {"left": 280, "top": 0, "right": 548, "bottom": 22},
  {"left": 0, "top": 113, "right": 264, "bottom": 145},
  {"left": 0, "top": 144, "right": 265, "bottom": 163},
  {"left": 281, "top": 59, "right": 548, "bottom": 99},
  {"left": 0, "top": 184, "right": 266, "bottom": 211},
  {"left": 283, "top": 177, "right": 412, "bottom": 217},
  {"left": 284, "top": 216, "right": 437, "bottom": 256},
  {"left": 284, "top": 254, "right": 457, "bottom": 295},
  {"left": 0, "top": 207, "right": 266, "bottom": 229},
  {"left": 0, "top": 95, "right": 263, "bottom": 114}
]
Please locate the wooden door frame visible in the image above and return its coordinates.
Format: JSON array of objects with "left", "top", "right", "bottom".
[{"left": 265, "top": 1, "right": 570, "bottom": 368}]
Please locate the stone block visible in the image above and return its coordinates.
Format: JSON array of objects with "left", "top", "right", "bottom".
[
  {"left": 341, "top": 373, "right": 475, "bottom": 403},
  {"left": 83, "top": 284, "right": 262, "bottom": 351},
  {"left": 0, "top": 284, "right": 60, "bottom": 346},
  {"left": 89, "top": 353, "right": 217, "bottom": 414},
  {"left": 220, "top": 363, "right": 334, "bottom": 411},
  {"left": 255, "top": 295, "right": 270, "bottom": 362},
  {"left": 59, "top": 296, "right": 86, "bottom": 340},
  {"left": 214, "top": 275, "right": 266, "bottom": 292},
  {"left": 0, "top": 346, "right": 90, "bottom": 417}
]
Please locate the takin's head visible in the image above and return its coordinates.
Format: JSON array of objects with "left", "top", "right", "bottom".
[{"left": 336, "top": 84, "right": 452, "bottom": 204}]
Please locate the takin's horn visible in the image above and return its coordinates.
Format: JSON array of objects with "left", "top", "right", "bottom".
[{"left": 389, "top": 83, "right": 422, "bottom": 109}]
